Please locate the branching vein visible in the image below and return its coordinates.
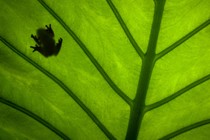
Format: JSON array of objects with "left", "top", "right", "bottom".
[
  {"left": 0, "top": 36, "right": 116, "bottom": 140},
  {"left": 106, "top": 0, "right": 144, "bottom": 59},
  {"left": 159, "top": 119, "right": 210, "bottom": 140},
  {"left": 37, "top": 0, "right": 132, "bottom": 106},
  {"left": 0, "top": 97, "right": 70, "bottom": 140},
  {"left": 155, "top": 19, "right": 210, "bottom": 60},
  {"left": 146, "top": 74, "right": 210, "bottom": 112}
]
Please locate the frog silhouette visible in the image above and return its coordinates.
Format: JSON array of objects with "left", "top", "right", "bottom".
[{"left": 30, "top": 24, "right": 62, "bottom": 57}]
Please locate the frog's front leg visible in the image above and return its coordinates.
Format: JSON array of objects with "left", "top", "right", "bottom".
[
  {"left": 45, "top": 24, "right": 54, "bottom": 37},
  {"left": 30, "top": 45, "right": 41, "bottom": 52},
  {"left": 31, "top": 34, "right": 40, "bottom": 45}
]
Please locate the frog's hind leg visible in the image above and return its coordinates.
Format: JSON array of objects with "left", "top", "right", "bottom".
[{"left": 54, "top": 38, "right": 63, "bottom": 55}]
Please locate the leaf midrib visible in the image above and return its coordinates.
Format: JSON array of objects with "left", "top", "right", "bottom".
[{"left": 125, "top": 0, "right": 166, "bottom": 139}]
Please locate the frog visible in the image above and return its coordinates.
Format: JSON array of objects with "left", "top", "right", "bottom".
[{"left": 30, "top": 24, "right": 62, "bottom": 57}]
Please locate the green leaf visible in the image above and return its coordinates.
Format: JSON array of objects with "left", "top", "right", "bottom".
[{"left": 0, "top": 0, "right": 210, "bottom": 139}]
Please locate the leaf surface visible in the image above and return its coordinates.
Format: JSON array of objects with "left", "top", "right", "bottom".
[{"left": 0, "top": 0, "right": 210, "bottom": 139}]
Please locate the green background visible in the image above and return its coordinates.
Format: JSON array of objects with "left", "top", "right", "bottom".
[{"left": 0, "top": 0, "right": 210, "bottom": 139}]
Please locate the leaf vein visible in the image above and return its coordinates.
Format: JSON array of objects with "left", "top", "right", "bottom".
[
  {"left": 0, "top": 36, "right": 116, "bottom": 140},
  {"left": 106, "top": 0, "right": 144, "bottom": 59},
  {"left": 156, "top": 19, "right": 210, "bottom": 60},
  {"left": 159, "top": 119, "right": 210, "bottom": 140},
  {"left": 37, "top": 0, "right": 132, "bottom": 106},
  {"left": 0, "top": 97, "right": 71, "bottom": 140},
  {"left": 146, "top": 74, "right": 210, "bottom": 111}
]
